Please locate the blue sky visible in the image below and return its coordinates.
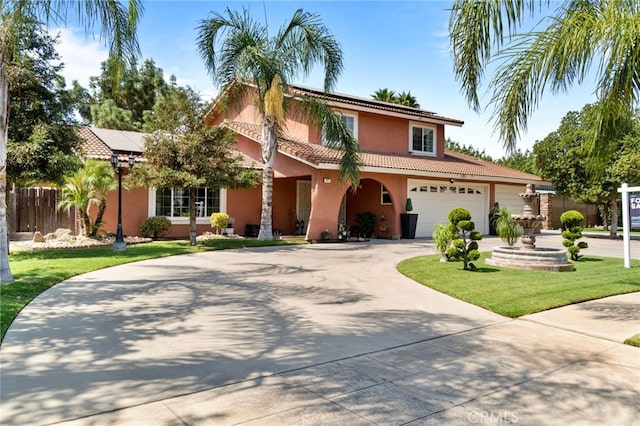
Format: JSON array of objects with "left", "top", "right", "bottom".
[{"left": 52, "top": 0, "right": 598, "bottom": 159}]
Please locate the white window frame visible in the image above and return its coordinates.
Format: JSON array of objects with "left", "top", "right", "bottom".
[
  {"left": 322, "top": 111, "right": 358, "bottom": 146},
  {"left": 148, "top": 188, "right": 227, "bottom": 224},
  {"left": 409, "top": 122, "right": 437, "bottom": 156},
  {"left": 381, "top": 185, "right": 392, "bottom": 205}
]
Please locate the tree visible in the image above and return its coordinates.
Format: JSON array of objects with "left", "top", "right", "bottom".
[
  {"left": 77, "top": 57, "right": 171, "bottom": 130},
  {"left": 197, "top": 8, "right": 360, "bottom": 240},
  {"left": 496, "top": 149, "right": 537, "bottom": 175},
  {"left": 131, "top": 86, "right": 258, "bottom": 246},
  {"left": 446, "top": 207, "right": 482, "bottom": 271},
  {"left": 6, "top": 18, "right": 80, "bottom": 186},
  {"left": 445, "top": 137, "right": 494, "bottom": 162},
  {"left": 372, "top": 88, "right": 420, "bottom": 108},
  {"left": 0, "top": 0, "right": 142, "bottom": 282},
  {"left": 534, "top": 104, "right": 640, "bottom": 236},
  {"left": 57, "top": 159, "right": 115, "bottom": 237},
  {"left": 449, "top": 0, "right": 640, "bottom": 154}
]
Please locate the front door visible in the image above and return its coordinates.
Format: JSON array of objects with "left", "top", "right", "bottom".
[{"left": 296, "top": 180, "right": 311, "bottom": 235}]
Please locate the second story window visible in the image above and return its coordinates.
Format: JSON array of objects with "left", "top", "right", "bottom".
[
  {"left": 323, "top": 112, "right": 357, "bottom": 146},
  {"left": 410, "top": 124, "right": 436, "bottom": 156}
]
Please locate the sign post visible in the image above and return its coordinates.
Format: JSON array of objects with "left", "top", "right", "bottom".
[{"left": 618, "top": 183, "right": 640, "bottom": 268}]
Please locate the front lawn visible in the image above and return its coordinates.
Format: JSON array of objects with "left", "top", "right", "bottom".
[
  {"left": 1, "top": 238, "right": 304, "bottom": 341},
  {"left": 397, "top": 253, "right": 640, "bottom": 318}
]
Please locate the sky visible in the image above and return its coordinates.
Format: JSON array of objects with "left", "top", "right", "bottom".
[{"left": 51, "top": 0, "right": 599, "bottom": 159}]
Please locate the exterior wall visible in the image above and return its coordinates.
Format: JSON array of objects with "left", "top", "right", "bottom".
[{"left": 100, "top": 186, "right": 149, "bottom": 237}]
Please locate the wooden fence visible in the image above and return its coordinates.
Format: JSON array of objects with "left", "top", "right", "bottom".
[{"left": 8, "top": 187, "right": 79, "bottom": 236}]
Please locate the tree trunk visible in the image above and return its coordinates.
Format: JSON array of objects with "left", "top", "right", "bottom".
[
  {"left": 80, "top": 208, "right": 91, "bottom": 237},
  {"left": 609, "top": 195, "right": 618, "bottom": 238},
  {"left": 189, "top": 187, "right": 197, "bottom": 246},
  {"left": 0, "top": 49, "right": 14, "bottom": 282},
  {"left": 258, "top": 120, "right": 276, "bottom": 241},
  {"left": 91, "top": 197, "right": 107, "bottom": 237}
]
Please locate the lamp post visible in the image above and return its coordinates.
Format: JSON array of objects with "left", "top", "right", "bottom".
[{"left": 110, "top": 152, "right": 135, "bottom": 251}]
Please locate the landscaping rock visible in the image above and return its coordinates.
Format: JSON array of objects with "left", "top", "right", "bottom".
[{"left": 32, "top": 231, "right": 45, "bottom": 243}]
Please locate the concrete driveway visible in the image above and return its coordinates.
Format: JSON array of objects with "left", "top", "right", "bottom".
[{"left": 1, "top": 235, "right": 638, "bottom": 425}]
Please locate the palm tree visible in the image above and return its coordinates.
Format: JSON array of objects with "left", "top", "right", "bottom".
[
  {"left": 57, "top": 159, "right": 117, "bottom": 238},
  {"left": 396, "top": 91, "right": 420, "bottom": 108},
  {"left": 371, "top": 88, "right": 397, "bottom": 103},
  {"left": 197, "top": 8, "right": 361, "bottom": 240},
  {"left": 57, "top": 166, "right": 99, "bottom": 238},
  {"left": 449, "top": 0, "right": 640, "bottom": 154},
  {"left": 85, "top": 159, "right": 117, "bottom": 237},
  {"left": 0, "top": 0, "right": 142, "bottom": 282}
]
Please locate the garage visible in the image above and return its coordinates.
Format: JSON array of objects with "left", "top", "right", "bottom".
[
  {"left": 408, "top": 179, "right": 488, "bottom": 237},
  {"left": 495, "top": 184, "right": 527, "bottom": 215}
]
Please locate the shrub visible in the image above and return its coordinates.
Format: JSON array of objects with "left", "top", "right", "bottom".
[
  {"left": 447, "top": 207, "right": 483, "bottom": 270},
  {"left": 140, "top": 216, "right": 171, "bottom": 239},
  {"left": 560, "top": 210, "right": 588, "bottom": 261},
  {"left": 432, "top": 222, "right": 453, "bottom": 260},
  {"left": 355, "top": 211, "right": 376, "bottom": 237},
  {"left": 210, "top": 212, "right": 229, "bottom": 234},
  {"left": 495, "top": 208, "right": 521, "bottom": 246}
]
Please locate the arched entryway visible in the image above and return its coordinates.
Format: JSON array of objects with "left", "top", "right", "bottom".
[{"left": 342, "top": 178, "right": 398, "bottom": 238}]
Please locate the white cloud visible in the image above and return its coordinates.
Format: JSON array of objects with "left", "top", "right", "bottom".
[{"left": 51, "top": 27, "right": 109, "bottom": 88}]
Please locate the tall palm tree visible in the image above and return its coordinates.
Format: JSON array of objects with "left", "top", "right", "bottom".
[
  {"left": 0, "top": 0, "right": 142, "bottom": 282},
  {"left": 197, "top": 8, "right": 361, "bottom": 240},
  {"left": 449, "top": 0, "right": 640, "bottom": 154}
]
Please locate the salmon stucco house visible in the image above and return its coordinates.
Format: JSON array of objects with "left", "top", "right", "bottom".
[{"left": 81, "top": 85, "right": 545, "bottom": 240}]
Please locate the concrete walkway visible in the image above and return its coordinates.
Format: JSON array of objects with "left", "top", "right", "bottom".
[{"left": 1, "top": 234, "right": 638, "bottom": 425}]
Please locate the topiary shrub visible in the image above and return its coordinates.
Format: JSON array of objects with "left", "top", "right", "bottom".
[
  {"left": 210, "top": 212, "right": 229, "bottom": 234},
  {"left": 140, "top": 216, "right": 171, "bottom": 239},
  {"left": 495, "top": 207, "right": 521, "bottom": 247},
  {"left": 447, "top": 207, "right": 483, "bottom": 270},
  {"left": 561, "top": 210, "right": 588, "bottom": 261}
]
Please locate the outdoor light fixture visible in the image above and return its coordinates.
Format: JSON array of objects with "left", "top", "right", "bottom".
[{"left": 111, "top": 152, "right": 136, "bottom": 251}]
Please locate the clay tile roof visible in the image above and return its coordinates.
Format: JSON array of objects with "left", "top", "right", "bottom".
[
  {"left": 289, "top": 84, "right": 464, "bottom": 126},
  {"left": 224, "top": 120, "right": 542, "bottom": 182}
]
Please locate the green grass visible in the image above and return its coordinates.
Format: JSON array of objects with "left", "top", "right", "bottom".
[
  {"left": 1, "top": 238, "right": 304, "bottom": 341},
  {"left": 397, "top": 252, "right": 640, "bottom": 318},
  {"left": 624, "top": 334, "right": 640, "bottom": 347}
]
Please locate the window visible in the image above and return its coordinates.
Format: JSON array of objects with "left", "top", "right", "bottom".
[
  {"left": 155, "top": 188, "right": 220, "bottom": 218},
  {"left": 410, "top": 124, "right": 436, "bottom": 155},
  {"left": 323, "top": 112, "right": 357, "bottom": 145},
  {"left": 381, "top": 185, "right": 392, "bottom": 204}
]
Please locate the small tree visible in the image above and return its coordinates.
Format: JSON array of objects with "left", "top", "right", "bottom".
[
  {"left": 432, "top": 222, "right": 453, "bottom": 262},
  {"left": 140, "top": 216, "right": 171, "bottom": 239},
  {"left": 561, "top": 210, "right": 588, "bottom": 261},
  {"left": 447, "top": 207, "right": 483, "bottom": 270},
  {"left": 495, "top": 207, "right": 521, "bottom": 247}
]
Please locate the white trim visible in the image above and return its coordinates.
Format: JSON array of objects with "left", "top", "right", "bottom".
[
  {"left": 147, "top": 187, "right": 227, "bottom": 224},
  {"left": 322, "top": 110, "right": 358, "bottom": 146},
  {"left": 408, "top": 122, "right": 437, "bottom": 157}
]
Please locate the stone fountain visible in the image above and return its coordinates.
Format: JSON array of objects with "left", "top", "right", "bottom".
[{"left": 486, "top": 184, "right": 573, "bottom": 272}]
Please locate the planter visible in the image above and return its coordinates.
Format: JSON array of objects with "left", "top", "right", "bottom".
[
  {"left": 400, "top": 213, "right": 418, "bottom": 239},
  {"left": 224, "top": 227, "right": 234, "bottom": 236}
]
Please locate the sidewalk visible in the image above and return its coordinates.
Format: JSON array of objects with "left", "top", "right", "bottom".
[{"left": 1, "top": 238, "right": 638, "bottom": 425}]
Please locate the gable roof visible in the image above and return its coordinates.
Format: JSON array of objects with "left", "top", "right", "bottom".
[
  {"left": 76, "top": 126, "right": 260, "bottom": 169},
  {"left": 224, "top": 120, "right": 543, "bottom": 184}
]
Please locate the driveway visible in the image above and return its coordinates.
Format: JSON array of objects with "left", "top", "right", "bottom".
[{"left": 1, "top": 236, "right": 638, "bottom": 425}]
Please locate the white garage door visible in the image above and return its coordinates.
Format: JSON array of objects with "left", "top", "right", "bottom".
[
  {"left": 408, "top": 179, "right": 488, "bottom": 237},
  {"left": 495, "top": 184, "right": 526, "bottom": 215}
]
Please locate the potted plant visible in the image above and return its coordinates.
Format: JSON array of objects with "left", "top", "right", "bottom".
[
  {"left": 210, "top": 212, "right": 229, "bottom": 235},
  {"left": 400, "top": 198, "right": 418, "bottom": 239},
  {"left": 355, "top": 211, "right": 376, "bottom": 239},
  {"left": 225, "top": 217, "right": 235, "bottom": 236}
]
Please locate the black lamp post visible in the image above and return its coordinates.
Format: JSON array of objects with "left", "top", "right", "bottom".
[{"left": 110, "top": 152, "right": 136, "bottom": 251}]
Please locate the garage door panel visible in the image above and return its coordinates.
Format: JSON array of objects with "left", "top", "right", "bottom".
[
  {"left": 496, "top": 184, "right": 526, "bottom": 214},
  {"left": 408, "top": 180, "right": 488, "bottom": 237}
]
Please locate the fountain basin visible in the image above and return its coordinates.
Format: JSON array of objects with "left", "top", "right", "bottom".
[{"left": 486, "top": 246, "right": 574, "bottom": 272}]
